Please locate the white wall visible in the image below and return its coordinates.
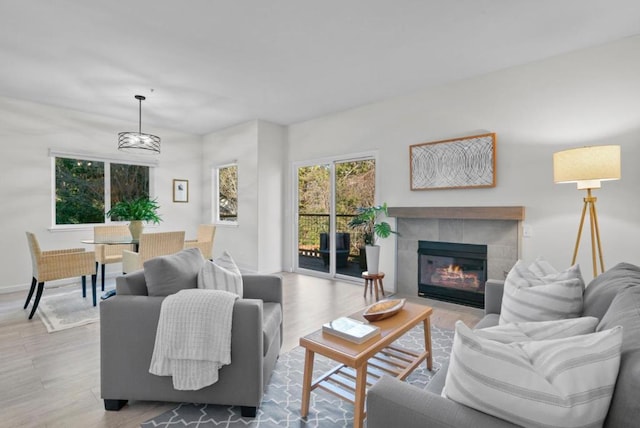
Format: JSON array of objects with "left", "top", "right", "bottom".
[
  {"left": 202, "top": 121, "right": 258, "bottom": 271},
  {"left": 287, "top": 35, "right": 640, "bottom": 288},
  {"left": 0, "top": 96, "right": 203, "bottom": 292},
  {"left": 202, "top": 120, "right": 286, "bottom": 273},
  {"left": 257, "top": 121, "right": 286, "bottom": 273}
]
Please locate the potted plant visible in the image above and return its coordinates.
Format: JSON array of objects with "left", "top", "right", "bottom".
[
  {"left": 106, "top": 196, "right": 162, "bottom": 240},
  {"left": 348, "top": 202, "right": 397, "bottom": 274}
]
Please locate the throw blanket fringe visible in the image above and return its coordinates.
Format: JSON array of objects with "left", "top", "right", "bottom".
[{"left": 149, "top": 289, "right": 238, "bottom": 390}]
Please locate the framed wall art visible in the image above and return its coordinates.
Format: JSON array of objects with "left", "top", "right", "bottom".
[
  {"left": 410, "top": 133, "right": 496, "bottom": 190},
  {"left": 173, "top": 179, "right": 189, "bottom": 203}
]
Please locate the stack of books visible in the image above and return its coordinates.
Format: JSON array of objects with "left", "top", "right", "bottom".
[{"left": 322, "top": 317, "right": 381, "bottom": 344}]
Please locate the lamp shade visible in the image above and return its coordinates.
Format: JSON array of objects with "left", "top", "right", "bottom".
[
  {"left": 118, "top": 131, "right": 161, "bottom": 153},
  {"left": 553, "top": 145, "right": 620, "bottom": 189},
  {"left": 118, "top": 95, "right": 160, "bottom": 154}
]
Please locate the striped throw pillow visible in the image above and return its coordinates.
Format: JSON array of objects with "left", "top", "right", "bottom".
[
  {"left": 499, "top": 260, "right": 584, "bottom": 325},
  {"left": 527, "top": 256, "right": 558, "bottom": 277},
  {"left": 475, "top": 316, "right": 598, "bottom": 343},
  {"left": 197, "top": 250, "right": 243, "bottom": 297},
  {"left": 529, "top": 256, "right": 585, "bottom": 283},
  {"left": 444, "top": 321, "right": 623, "bottom": 428}
]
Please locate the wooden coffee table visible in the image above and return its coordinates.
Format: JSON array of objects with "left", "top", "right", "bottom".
[{"left": 299, "top": 301, "right": 433, "bottom": 428}]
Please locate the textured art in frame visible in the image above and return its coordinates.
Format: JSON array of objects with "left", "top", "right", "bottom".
[{"left": 410, "top": 133, "right": 496, "bottom": 190}]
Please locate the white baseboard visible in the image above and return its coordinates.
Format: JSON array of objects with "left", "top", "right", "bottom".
[
  {"left": 0, "top": 272, "right": 120, "bottom": 295},
  {"left": 0, "top": 282, "right": 31, "bottom": 294}
]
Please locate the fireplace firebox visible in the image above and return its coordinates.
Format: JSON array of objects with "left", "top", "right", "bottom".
[{"left": 417, "top": 241, "right": 487, "bottom": 308}]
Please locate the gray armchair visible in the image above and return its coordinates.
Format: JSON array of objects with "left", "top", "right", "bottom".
[{"left": 100, "top": 271, "right": 283, "bottom": 417}]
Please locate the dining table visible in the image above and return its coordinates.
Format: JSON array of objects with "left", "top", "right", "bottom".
[{"left": 81, "top": 238, "right": 139, "bottom": 299}]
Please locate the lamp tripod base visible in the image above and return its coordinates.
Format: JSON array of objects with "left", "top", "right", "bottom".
[{"left": 571, "top": 189, "right": 605, "bottom": 278}]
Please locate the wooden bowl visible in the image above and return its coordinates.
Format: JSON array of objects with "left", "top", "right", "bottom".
[{"left": 362, "top": 298, "right": 406, "bottom": 322}]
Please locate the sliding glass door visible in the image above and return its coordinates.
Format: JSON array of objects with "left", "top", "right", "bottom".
[
  {"left": 297, "top": 163, "right": 331, "bottom": 274},
  {"left": 295, "top": 157, "right": 375, "bottom": 279}
]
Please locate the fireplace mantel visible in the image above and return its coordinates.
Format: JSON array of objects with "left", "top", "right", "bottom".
[{"left": 388, "top": 206, "right": 525, "bottom": 221}]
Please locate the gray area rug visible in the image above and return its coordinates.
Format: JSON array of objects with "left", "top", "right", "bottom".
[
  {"left": 141, "top": 324, "right": 454, "bottom": 427},
  {"left": 37, "top": 284, "right": 112, "bottom": 332}
]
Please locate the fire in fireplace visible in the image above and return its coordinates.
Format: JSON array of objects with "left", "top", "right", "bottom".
[{"left": 417, "top": 240, "right": 487, "bottom": 308}]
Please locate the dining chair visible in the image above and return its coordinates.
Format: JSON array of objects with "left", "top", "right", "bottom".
[
  {"left": 184, "top": 224, "right": 216, "bottom": 259},
  {"left": 94, "top": 225, "right": 135, "bottom": 291},
  {"left": 25, "top": 231, "right": 97, "bottom": 319},
  {"left": 122, "top": 231, "right": 186, "bottom": 273}
]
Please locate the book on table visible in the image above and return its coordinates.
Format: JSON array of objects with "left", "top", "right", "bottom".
[{"left": 322, "top": 316, "right": 381, "bottom": 344}]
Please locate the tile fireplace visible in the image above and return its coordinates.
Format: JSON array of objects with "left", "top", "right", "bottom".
[{"left": 389, "top": 206, "right": 524, "bottom": 309}]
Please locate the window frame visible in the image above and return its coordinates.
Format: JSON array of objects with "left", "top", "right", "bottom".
[
  {"left": 49, "top": 149, "right": 157, "bottom": 230},
  {"left": 213, "top": 162, "right": 239, "bottom": 226}
]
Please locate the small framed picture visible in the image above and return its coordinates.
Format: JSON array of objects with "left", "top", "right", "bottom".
[{"left": 173, "top": 179, "right": 189, "bottom": 203}]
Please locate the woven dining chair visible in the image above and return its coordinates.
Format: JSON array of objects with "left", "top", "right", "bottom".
[
  {"left": 24, "top": 231, "right": 97, "bottom": 319},
  {"left": 184, "top": 224, "right": 216, "bottom": 259},
  {"left": 94, "top": 225, "right": 135, "bottom": 291},
  {"left": 121, "top": 231, "right": 186, "bottom": 274}
]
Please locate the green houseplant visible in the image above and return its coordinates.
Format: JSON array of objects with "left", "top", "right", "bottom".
[
  {"left": 106, "top": 196, "right": 162, "bottom": 240},
  {"left": 348, "top": 202, "right": 397, "bottom": 274}
]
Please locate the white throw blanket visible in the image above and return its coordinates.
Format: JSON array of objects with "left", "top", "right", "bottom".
[{"left": 149, "top": 289, "right": 238, "bottom": 390}]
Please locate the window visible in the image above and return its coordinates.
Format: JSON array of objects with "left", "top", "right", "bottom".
[
  {"left": 53, "top": 153, "right": 152, "bottom": 226},
  {"left": 215, "top": 164, "right": 238, "bottom": 224},
  {"left": 55, "top": 158, "right": 105, "bottom": 224},
  {"left": 109, "top": 163, "right": 150, "bottom": 218}
]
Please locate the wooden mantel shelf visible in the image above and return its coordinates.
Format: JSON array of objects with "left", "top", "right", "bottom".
[{"left": 387, "top": 206, "right": 525, "bottom": 221}]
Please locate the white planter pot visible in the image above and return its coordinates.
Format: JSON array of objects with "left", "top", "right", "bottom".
[{"left": 365, "top": 245, "right": 381, "bottom": 274}]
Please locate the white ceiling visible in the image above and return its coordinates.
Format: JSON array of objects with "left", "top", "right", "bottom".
[{"left": 2, "top": 0, "right": 640, "bottom": 136}]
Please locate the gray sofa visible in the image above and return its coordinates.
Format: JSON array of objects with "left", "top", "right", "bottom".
[
  {"left": 367, "top": 262, "right": 640, "bottom": 427},
  {"left": 100, "top": 270, "right": 283, "bottom": 417}
]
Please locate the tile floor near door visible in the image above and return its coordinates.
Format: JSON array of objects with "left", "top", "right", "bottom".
[{"left": 0, "top": 272, "right": 482, "bottom": 428}]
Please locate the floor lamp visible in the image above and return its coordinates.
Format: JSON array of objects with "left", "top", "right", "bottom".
[{"left": 553, "top": 145, "right": 621, "bottom": 277}]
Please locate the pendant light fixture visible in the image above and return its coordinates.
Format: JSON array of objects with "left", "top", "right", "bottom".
[{"left": 118, "top": 95, "right": 161, "bottom": 154}]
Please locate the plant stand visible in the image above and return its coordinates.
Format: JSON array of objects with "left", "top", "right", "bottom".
[{"left": 362, "top": 271, "right": 385, "bottom": 301}]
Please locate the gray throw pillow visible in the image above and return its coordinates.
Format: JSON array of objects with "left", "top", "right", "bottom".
[
  {"left": 583, "top": 262, "right": 640, "bottom": 320},
  {"left": 144, "top": 248, "right": 205, "bottom": 296},
  {"left": 596, "top": 286, "right": 640, "bottom": 426}
]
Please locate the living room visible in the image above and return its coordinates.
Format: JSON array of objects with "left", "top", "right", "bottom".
[{"left": 2, "top": 1, "right": 640, "bottom": 427}]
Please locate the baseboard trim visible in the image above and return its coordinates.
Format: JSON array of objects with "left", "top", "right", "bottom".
[{"left": 0, "top": 271, "right": 121, "bottom": 295}]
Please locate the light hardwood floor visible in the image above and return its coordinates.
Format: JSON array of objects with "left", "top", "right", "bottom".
[{"left": 0, "top": 272, "right": 482, "bottom": 428}]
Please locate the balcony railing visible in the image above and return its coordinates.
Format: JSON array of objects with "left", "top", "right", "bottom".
[{"left": 298, "top": 213, "right": 366, "bottom": 260}]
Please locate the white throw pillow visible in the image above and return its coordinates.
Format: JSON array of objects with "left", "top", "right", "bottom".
[
  {"left": 444, "top": 321, "right": 623, "bottom": 428},
  {"left": 197, "top": 250, "right": 243, "bottom": 297},
  {"left": 499, "top": 259, "right": 584, "bottom": 324},
  {"left": 529, "top": 256, "right": 585, "bottom": 283},
  {"left": 527, "top": 256, "right": 559, "bottom": 277},
  {"left": 475, "top": 316, "right": 598, "bottom": 343}
]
